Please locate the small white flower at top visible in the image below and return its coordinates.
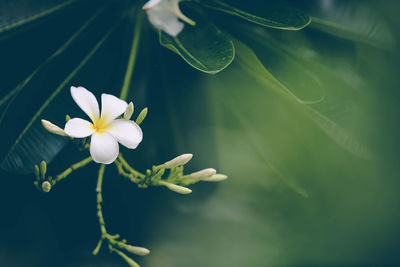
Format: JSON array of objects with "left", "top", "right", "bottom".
[
  {"left": 143, "top": 0, "right": 195, "bottom": 37},
  {"left": 42, "top": 86, "right": 142, "bottom": 164}
]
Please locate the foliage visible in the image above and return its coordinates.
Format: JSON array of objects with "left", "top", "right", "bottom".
[{"left": 0, "top": 0, "right": 399, "bottom": 266}]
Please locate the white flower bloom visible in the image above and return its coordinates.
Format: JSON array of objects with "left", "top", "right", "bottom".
[
  {"left": 143, "top": 0, "right": 195, "bottom": 37},
  {"left": 64, "top": 86, "right": 143, "bottom": 164}
]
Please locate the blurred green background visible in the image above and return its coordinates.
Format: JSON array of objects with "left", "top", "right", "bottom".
[{"left": 0, "top": 0, "right": 399, "bottom": 266}]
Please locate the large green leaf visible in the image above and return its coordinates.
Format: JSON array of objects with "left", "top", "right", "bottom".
[
  {"left": 0, "top": 0, "right": 77, "bottom": 35},
  {"left": 234, "top": 39, "right": 373, "bottom": 159},
  {"left": 201, "top": 0, "right": 311, "bottom": 30},
  {"left": 232, "top": 26, "right": 326, "bottom": 104},
  {"left": 0, "top": 8, "right": 120, "bottom": 174},
  {"left": 159, "top": 4, "right": 234, "bottom": 74},
  {"left": 142, "top": 21, "right": 392, "bottom": 267},
  {"left": 0, "top": 6, "right": 106, "bottom": 127},
  {"left": 310, "top": 1, "right": 394, "bottom": 49}
]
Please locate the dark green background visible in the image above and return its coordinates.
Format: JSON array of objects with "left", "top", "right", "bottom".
[{"left": 0, "top": 0, "right": 399, "bottom": 266}]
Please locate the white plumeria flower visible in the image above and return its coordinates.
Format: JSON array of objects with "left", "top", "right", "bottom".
[
  {"left": 64, "top": 86, "right": 143, "bottom": 164},
  {"left": 143, "top": 0, "right": 195, "bottom": 37}
]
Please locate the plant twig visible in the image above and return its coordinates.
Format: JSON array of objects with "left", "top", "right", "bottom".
[
  {"left": 96, "top": 164, "right": 107, "bottom": 238},
  {"left": 52, "top": 156, "right": 93, "bottom": 185},
  {"left": 120, "top": 10, "right": 144, "bottom": 101}
]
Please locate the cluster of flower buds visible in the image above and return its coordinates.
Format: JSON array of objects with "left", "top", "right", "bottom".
[
  {"left": 93, "top": 232, "right": 150, "bottom": 267},
  {"left": 33, "top": 161, "right": 52, "bottom": 192},
  {"left": 38, "top": 86, "right": 227, "bottom": 267},
  {"left": 149, "top": 154, "right": 228, "bottom": 194}
]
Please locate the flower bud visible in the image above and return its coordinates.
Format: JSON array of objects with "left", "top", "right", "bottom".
[
  {"left": 65, "top": 114, "right": 71, "bottom": 122},
  {"left": 164, "top": 154, "right": 193, "bottom": 168},
  {"left": 42, "top": 181, "right": 51, "bottom": 192},
  {"left": 201, "top": 174, "right": 228, "bottom": 182},
  {"left": 153, "top": 168, "right": 165, "bottom": 180},
  {"left": 124, "top": 102, "right": 134, "bottom": 120},
  {"left": 41, "top": 119, "right": 68, "bottom": 136},
  {"left": 40, "top": 161, "right": 47, "bottom": 179},
  {"left": 125, "top": 245, "right": 150, "bottom": 256},
  {"left": 188, "top": 168, "right": 216, "bottom": 179},
  {"left": 159, "top": 181, "right": 192, "bottom": 194},
  {"left": 136, "top": 107, "right": 148, "bottom": 125},
  {"left": 34, "top": 165, "right": 40, "bottom": 179}
]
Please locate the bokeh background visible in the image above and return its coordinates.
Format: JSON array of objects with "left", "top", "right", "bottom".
[{"left": 1, "top": 0, "right": 400, "bottom": 266}]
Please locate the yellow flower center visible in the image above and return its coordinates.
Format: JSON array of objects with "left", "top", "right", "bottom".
[{"left": 92, "top": 117, "right": 109, "bottom": 133}]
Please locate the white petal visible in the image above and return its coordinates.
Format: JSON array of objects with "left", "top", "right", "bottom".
[
  {"left": 143, "top": 0, "right": 162, "bottom": 10},
  {"left": 90, "top": 132, "right": 119, "bottom": 164},
  {"left": 64, "top": 118, "right": 95, "bottom": 138},
  {"left": 106, "top": 119, "right": 143, "bottom": 149},
  {"left": 70, "top": 86, "right": 99, "bottom": 122},
  {"left": 147, "top": 8, "right": 184, "bottom": 36},
  {"left": 100, "top": 94, "right": 128, "bottom": 124}
]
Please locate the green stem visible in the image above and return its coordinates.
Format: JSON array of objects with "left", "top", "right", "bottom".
[
  {"left": 52, "top": 156, "right": 92, "bottom": 185},
  {"left": 96, "top": 164, "right": 107, "bottom": 238},
  {"left": 111, "top": 247, "right": 140, "bottom": 267},
  {"left": 117, "top": 154, "right": 145, "bottom": 178},
  {"left": 92, "top": 238, "right": 103, "bottom": 255},
  {"left": 119, "top": 10, "right": 144, "bottom": 100},
  {"left": 114, "top": 160, "right": 133, "bottom": 179}
]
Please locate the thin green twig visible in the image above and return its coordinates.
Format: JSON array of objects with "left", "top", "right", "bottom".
[
  {"left": 52, "top": 156, "right": 93, "bottom": 185},
  {"left": 119, "top": 10, "right": 144, "bottom": 100},
  {"left": 117, "top": 154, "right": 145, "bottom": 178},
  {"left": 96, "top": 164, "right": 107, "bottom": 238}
]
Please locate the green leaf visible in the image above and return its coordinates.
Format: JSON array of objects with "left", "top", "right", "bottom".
[
  {"left": 223, "top": 99, "right": 309, "bottom": 197},
  {"left": 233, "top": 26, "right": 326, "bottom": 104},
  {"left": 0, "top": 13, "right": 118, "bottom": 174},
  {"left": 0, "top": 0, "right": 78, "bottom": 35},
  {"left": 201, "top": 0, "right": 311, "bottom": 30},
  {"left": 0, "top": 6, "right": 106, "bottom": 125},
  {"left": 233, "top": 39, "right": 373, "bottom": 160},
  {"left": 310, "top": 1, "right": 394, "bottom": 50},
  {"left": 159, "top": 4, "right": 234, "bottom": 74}
]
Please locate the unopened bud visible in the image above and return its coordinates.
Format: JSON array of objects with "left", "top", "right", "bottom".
[
  {"left": 159, "top": 181, "right": 192, "bottom": 194},
  {"left": 164, "top": 154, "right": 193, "bottom": 168},
  {"left": 65, "top": 115, "right": 71, "bottom": 122},
  {"left": 124, "top": 102, "right": 134, "bottom": 120},
  {"left": 201, "top": 174, "right": 228, "bottom": 182},
  {"left": 41, "top": 119, "right": 68, "bottom": 136},
  {"left": 153, "top": 168, "right": 165, "bottom": 180},
  {"left": 136, "top": 107, "right": 148, "bottom": 125},
  {"left": 125, "top": 245, "right": 150, "bottom": 256},
  {"left": 42, "top": 181, "right": 51, "bottom": 192},
  {"left": 34, "top": 165, "right": 40, "bottom": 179},
  {"left": 40, "top": 161, "right": 47, "bottom": 179},
  {"left": 188, "top": 168, "right": 216, "bottom": 179}
]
